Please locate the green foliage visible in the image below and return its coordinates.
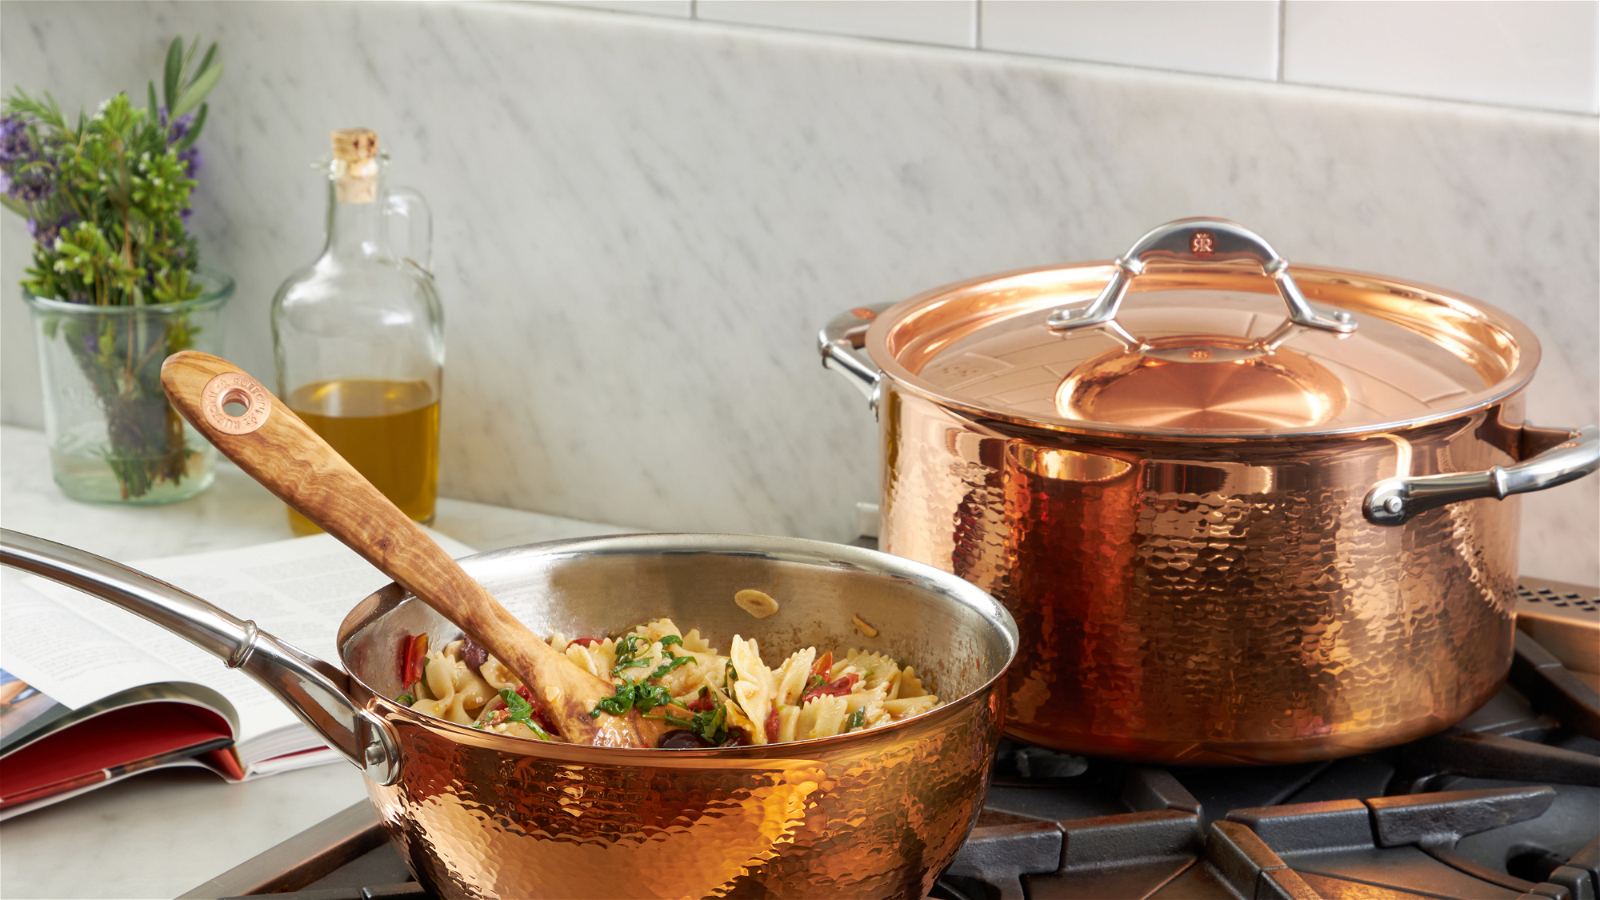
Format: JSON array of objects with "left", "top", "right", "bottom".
[
  {"left": 5, "top": 37, "right": 220, "bottom": 308},
  {"left": 5, "top": 36, "right": 222, "bottom": 500}
]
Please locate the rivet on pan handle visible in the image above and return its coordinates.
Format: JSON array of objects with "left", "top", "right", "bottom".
[
  {"left": 1365, "top": 424, "right": 1600, "bottom": 526},
  {"left": 1047, "top": 217, "right": 1358, "bottom": 338}
]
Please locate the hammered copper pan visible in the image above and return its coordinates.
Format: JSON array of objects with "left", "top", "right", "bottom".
[
  {"left": 1, "top": 531, "right": 1017, "bottom": 899},
  {"left": 820, "top": 218, "right": 1599, "bottom": 765}
]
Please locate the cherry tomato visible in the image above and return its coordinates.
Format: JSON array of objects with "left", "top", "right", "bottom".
[{"left": 801, "top": 673, "right": 859, "bottom": 704}]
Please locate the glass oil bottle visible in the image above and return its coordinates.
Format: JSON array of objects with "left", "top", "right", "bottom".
[{"left": 270, "top": 128, "right": 443, "bottom": 535}]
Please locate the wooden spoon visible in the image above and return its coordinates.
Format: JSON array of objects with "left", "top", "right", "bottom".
[{"left": 161, "top": 351, "right": 666, "bottom": 749}]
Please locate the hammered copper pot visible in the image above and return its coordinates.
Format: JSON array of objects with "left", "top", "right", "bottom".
[
  {"left": 820, "top": 218, "right": 1599, "bottom": 765},
  {"left": 1, "top": 531, "right": 1017, "bottom": 899}
]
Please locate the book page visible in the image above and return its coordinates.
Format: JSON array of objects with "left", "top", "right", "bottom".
[
  {"left": 0, "top": 572, "right": 185, "bottom": 711},
  {"left": 8, "top": 529, "right": 475, "bottom": 758}
]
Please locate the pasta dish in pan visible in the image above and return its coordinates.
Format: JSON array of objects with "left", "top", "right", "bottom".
[{"left": 397, "top": 616, "right": 942, "bottom": 748}]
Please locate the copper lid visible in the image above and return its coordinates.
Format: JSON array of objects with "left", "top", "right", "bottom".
[{"left": 868, "top": 219, "right": 1540, "bottom": 438}]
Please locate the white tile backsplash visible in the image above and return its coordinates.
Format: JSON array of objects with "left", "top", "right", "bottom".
[
  {"left": 697, "top": 1, "right": 976, "bottom": 48},
  {"left": 981, "top": 0, "right": 1281, "bottom": 81},
  {"left": 1, "top": 1, "right": 1595, "bottom": 587},
  {"left": 530, "top": 0, "right": 1600, "bottom": 115},
  {"left": 1283, "top": 0, "right": 1600, "bottom": 115}
]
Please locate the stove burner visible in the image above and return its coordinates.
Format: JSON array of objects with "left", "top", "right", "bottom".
[{"left": 183, "top": 583, "right": 1600, "bottom": 900}]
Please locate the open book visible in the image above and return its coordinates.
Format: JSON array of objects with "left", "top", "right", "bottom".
[{"left": 0, "top": 529, "right": 475, "bottom": 820}]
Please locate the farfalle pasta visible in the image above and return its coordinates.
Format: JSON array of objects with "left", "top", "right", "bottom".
[{"left": 397, "top": 616, "right": 941, "bottom": 747}]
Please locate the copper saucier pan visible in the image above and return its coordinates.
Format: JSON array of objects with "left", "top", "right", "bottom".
[{"left": 1, "top": 530, "right": 1017, "bottom": 899}]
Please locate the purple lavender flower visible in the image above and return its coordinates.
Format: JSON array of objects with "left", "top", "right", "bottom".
[
  {"left": 0, "top": 114, "right": 32, "bottom": 166},
  {"left": 27, "top": 210, "right": 77, "bottom": 247},
  {"left": 159, "top": 108, "right": 201, "bottom": 176},
  {"left": 7, "top": 167, "right": 53, "bottom": 203}
]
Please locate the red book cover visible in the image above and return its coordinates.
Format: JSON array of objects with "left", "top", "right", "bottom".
[{"left": 1, "top": 702, "right": 233, "bottom": 809}]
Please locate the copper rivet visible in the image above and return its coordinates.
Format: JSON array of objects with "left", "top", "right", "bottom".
[{"left": 201, "top": 372, "right": 272, "bottom": 435}]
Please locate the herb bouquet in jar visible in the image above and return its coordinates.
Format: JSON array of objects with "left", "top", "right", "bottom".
[{"left": 3, "top": 37, "right": 231, "bottom": 503}]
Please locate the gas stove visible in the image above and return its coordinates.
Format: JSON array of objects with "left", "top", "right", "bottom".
[{"left": 181, "top": 578, "right": 1598, "bottom": 900}]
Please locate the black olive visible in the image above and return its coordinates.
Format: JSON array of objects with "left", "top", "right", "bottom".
[
  {"left": 461, "top": 636, "right": 488, "bottom": 671},
  {"left": 723, "top": 727, "right": 751, "bottom": 747},
  {"left": 658, "top": 730, "right": 713, "bottom": 750}
]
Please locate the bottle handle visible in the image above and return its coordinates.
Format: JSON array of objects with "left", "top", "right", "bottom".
[{"left": 385, "top": 187, "right": 433, "bottom": 275}]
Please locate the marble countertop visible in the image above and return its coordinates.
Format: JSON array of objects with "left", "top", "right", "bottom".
[{"left": 0, "top": 425, "right": 634, "bottom": 900}]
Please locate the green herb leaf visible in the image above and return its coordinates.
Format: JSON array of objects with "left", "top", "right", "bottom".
[
  {"left": 649, "top": 653, "right": 695, "bottom": 682},
  {"left": 170, "top": 62, "right": 222, "bottom": 120},
  {"left": 846, "top": 707, "right": 866, "bottom": 732},
  {"left": 494, "top": 688, "right": 552, "bottom": 739},
  {"left": 591, "top": 681, "right": 638, "bottom": 718},
  {"left": 396, "top": 693, "right": 415, "bottom": 706},
  {"left": 697, "top": 705, "right": 727, "bottom": 743},
  {"left": 634, "top": 683, "right": 674, "bottom": 712},
  {"left": 163, "top": 36, "right": 184, "bottom": 112},
  {"left": 196, "top": 41, "right": 220, "bottom": 80},
  {"left": 500, "top": 688, "right": 532, "bottom": 721}
]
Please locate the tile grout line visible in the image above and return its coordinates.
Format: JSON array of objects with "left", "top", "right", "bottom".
[{"left": 1276, "top": 0, "right": 1287, "bottom": 83}]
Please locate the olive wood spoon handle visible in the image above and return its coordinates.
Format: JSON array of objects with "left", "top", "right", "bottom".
[{"left": 161, "top": 351, "right": 665, "bottom": 749}]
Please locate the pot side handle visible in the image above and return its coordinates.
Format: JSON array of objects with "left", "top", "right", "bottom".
[
  {"left": 0, "top": 529, "right": 401, "bottom": 785},
  {"left": 1364, "top": 424, "right": 1600, "bottom": 526},
  {"left": 818, "top": 304, "right": 890, "bottom": 408}
]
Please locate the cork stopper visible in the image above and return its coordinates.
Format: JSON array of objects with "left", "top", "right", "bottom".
[{"left": 331, "top": 128, "right": 379, "bottom": 203}]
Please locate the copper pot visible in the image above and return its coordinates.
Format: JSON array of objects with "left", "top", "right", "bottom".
[
  {"left": 1, "top": 531, "right": 1017, "bottom": 899},
  {"left": 820, "top": 218, "right": 1599, "bottom": 765}
]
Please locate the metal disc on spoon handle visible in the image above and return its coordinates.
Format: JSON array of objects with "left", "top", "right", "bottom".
[{"left": 158, "top": 350, "right": 663, "bottom": 748}]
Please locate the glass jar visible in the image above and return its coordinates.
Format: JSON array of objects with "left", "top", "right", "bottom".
[
  {"left": 270, "top": 129, "right": 443, "bottom": 536},
  {"left": 24, "top": 267, "right": 235, "bottom": 504}
]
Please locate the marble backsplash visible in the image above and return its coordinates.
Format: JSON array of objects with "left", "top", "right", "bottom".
[{"left": 2, "top": 1, "right": 1595, "bottom": 584}]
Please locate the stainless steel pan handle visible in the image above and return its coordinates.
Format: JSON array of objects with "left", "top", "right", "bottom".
[
  {"left": 818, "top": 303, "right": 890, "bottom": 408},
  {"left": 0, "top": 529, "right": 400, "bottom": 785},
  {"left": 1364, "top": 424, "right": 1600, "bottom": 526}
]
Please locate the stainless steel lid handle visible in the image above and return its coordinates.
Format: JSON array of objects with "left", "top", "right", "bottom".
[
  {"left": 0, "top": 529, "right": 401, "bottom": 785},
  {"left": 819, "top": 303, "right": 890, "bottom": 409},
  {"left": 1364, "top": 425, "right": 1600, "bottom": 526},
  {"left": 1047, "top": 218, "right": 1357, "bottom": 335}
]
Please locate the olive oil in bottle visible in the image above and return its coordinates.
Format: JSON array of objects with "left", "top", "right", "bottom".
[
  {"left": 270, "top": 129, "right": 443, "bottom": 536},
  {"left": 284, "top": 379, "right": 440, "bottom": 535}
]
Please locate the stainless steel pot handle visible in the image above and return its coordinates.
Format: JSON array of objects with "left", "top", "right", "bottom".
[
  {"left": 0, "top": 529, "right": 401, "bottom": 785},
  {"left": 1364, "top": 425, "right": 1600, "bottom": 526},
  {"left": 819, "top": 303, "right": 890, "bottom": 408},
  {"left": 1047, "top": 218, "right": 1357, "bottom": 339}
]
